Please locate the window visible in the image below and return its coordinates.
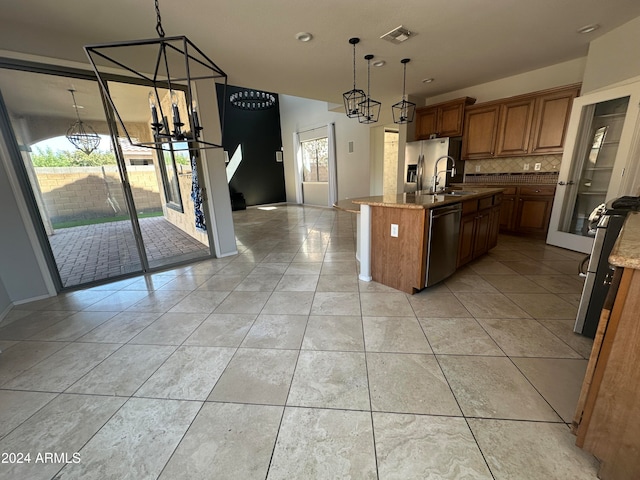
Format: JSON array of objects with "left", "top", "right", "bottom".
[
  {"left": 301, "top": 137, "right": 328, "bottom": 182},
  {"left": 157, "top": 141, "right": 186, "bottom": 212}
]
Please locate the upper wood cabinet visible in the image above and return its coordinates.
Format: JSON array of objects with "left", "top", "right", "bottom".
[
  {"left": 495, "top": 98, "right": 536, "bottom": 156},
  {"left": 415, "top": 97, "right": 476, "bottom": 139},
  {"left": 529, "top": 86, "right": 580, "bottom": 154},
  {"left": 461, "top": 104, "right": 500, "bottom": 159},
  {"left": 462, "top": 84, "right": 581, "bottom": 159}
]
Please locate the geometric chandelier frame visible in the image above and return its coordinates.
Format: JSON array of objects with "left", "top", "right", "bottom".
[
  {"left": 343, "top": 37, "right": 366, "bottom": 118},
  {"left": 84, "top": 2, "right": 227, "bottom": 151}
]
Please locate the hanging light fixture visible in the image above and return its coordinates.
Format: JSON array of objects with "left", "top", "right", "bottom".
[
  {"left": 84, "top": 0, "right": 227, "bottom": 151},
  {"left": 358, "top": 54, "right": 381, "bottom": 124},
  {"left": 343, "top": 37, "right": 366, "bottom": 118},
  {"left": 66, "top": 89, "right": 101, "bottom": 155},
  {"left": 229, "top": 89, "right": 276, "bottom": 110},
  {"left": 392, "top": 58, "right": 416, "bottom": 124}
]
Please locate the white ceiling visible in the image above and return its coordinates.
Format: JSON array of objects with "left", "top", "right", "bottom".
[{"left": 1, "top": 0, "right": 640, "bottom": 121}]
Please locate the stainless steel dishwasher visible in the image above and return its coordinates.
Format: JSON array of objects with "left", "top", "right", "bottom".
[{"left": 426, "top": 203, "right": 461, "bottom": 287}]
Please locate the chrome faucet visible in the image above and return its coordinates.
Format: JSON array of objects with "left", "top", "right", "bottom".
[{"left": 432, "top": 155, "right": 456, "bottom": 193}]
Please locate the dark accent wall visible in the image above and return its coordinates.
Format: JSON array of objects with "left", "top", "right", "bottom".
[{"left": 216, "top": 84, "right": 285, "bottom": 206}]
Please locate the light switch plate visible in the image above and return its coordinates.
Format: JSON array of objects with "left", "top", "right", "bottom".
[
  {"left": 390, "top": 224, "right": 399, "bottom": 237},
  {"left": 534, "top": 163, "right": 542, "bottom": 171},
  {"left": 523, "top": 163, "right": 530, "bottom": 171},
  {"left": 475, "top": 165, "right": 481, "bottom": 172}
]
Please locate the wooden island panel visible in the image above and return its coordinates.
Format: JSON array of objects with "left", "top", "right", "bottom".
[{"left": 370, "top": 206, "right": 427, "bottom": 294}]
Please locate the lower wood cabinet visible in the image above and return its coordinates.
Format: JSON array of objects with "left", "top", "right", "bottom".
[
  {"left": 370, "top": 206, "right": 427, "bottom": 294},
  {"left": 471, "top": 184, "right": 555, "bottom": 238},
  {"left": 457, "top": 194, "right": 501, "bottom": 268},
  {"left": 516, "top": 195, "right": 553, "bottom": 235}
]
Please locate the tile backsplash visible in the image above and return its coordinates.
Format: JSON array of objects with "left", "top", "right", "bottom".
[{"left": 464, "top": 154, "right": 562, "bottom": 174}]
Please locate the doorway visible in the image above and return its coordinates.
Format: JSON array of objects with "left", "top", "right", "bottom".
[{"left": 0, "top": 65, "right": 213, "bottom": 289}]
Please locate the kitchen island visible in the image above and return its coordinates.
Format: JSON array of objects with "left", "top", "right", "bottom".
[{"left": 343, "top": 188, "right": 503, "bottom": 294}]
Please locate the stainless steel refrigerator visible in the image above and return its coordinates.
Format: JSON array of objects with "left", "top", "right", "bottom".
[{"left": 404, "top": 137, "right": 463, "bottom": 193}]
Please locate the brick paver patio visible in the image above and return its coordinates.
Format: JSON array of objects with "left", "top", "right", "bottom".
[{"left": 48, "top": 216, "right": 210, "bottom": 287}]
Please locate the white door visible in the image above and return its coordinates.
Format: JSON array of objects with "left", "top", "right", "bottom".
[{"left": 547, "top": 81, "right": 640, "bottom": 253}]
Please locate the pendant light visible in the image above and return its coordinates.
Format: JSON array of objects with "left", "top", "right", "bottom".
[
  {"left": 66, "top": 89, "right": 101, "bottom": 155},
  {"left": 343, "top": 37, "right": 366, "bottom": 118},
  {"left": 84, "top": 0, "right": 227, "bottom": 151},
  {"left": 392, "top": 58, "right": 416, "bottom": 124},
  {"left": 358, "top": 54, "right": 381, "bottom": 124}
]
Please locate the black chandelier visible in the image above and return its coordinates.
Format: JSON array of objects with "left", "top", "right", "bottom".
[
  {"left": 358, "top": 54, "right": 381, "bottom": 124},
  {"left": 392, "top": 58, "right": 416, "bottom": 124},
  {"left": 84, "top": 0, "right": 227, "bottom": 151},
  {"left": 229, "top": 89, "right": 276, "bottom": 110},
  {"left": 66, "top": 89, "right": 101, "bottom": 155},
  {"left": 343, "top": 37, "right": 366, "bottom": 118}
]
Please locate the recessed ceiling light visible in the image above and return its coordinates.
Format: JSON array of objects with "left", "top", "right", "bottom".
[
  {"left": 295, "top": 32, "right": 313, "bottom": 42},
  {"left": 577, "top": 24, "right": 600, "bottom": 34},
  {"left": 422, "top": 78, "right": 434, "bottom": 83},
  {"left": 373, "top": 60, "right": 386, "bottom": 67}
]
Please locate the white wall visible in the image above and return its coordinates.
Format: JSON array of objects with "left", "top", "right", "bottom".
[
  {"left": 0, "top": 277, "right": 11, "bottom": 319},
  {"left": 302, "top": 183, "right": 328, "bottom": 206},
  {"left": 279, "top": 95, "right": 375, "bottom": 202},
  {"left": 0, "top": 135, "right": 52, "bottom": 303},
  {"left": 582, "top": 16, "right": 640, "bottom": 94},
  {"left": 423, "top": 58, "right": 586, "bottom": 106}
]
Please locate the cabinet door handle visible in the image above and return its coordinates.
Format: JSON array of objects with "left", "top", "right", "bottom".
[{"left": 535, "top": 190, "right": 540, "bottom": 193}]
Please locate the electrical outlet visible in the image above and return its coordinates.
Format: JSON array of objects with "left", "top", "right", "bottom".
[
  {"left": 523, "top": 163, "right": 530, "bottom": 171},
  {"left": 475, "top": 165, "right": 481, "bottom": 172},
  {"left": 390, "top": 224, "right": 399, "bottom": 237},
  {"left": 534, "top": 163, "right": 542, "bottom": 171}
]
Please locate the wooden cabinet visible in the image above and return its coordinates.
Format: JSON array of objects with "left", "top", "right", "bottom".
[
  {"left": 461, "top": 104, "right": 500, "bottom": 159},
  {"left": 462, "top": 84, "right": 580, "bottom": 160},
  {"left": 415, "top": 97, "right": 476, "bottom": 140},
  {"left": 515, "top": 186, "right": 555, "bottom": 236},
  {"left": 468, "top": 184, "right": 555, "bottom": 238},
  {"left": 529, "top": 87, "right": 580, "bottom": 154},
  {"left": 498, "top": 187, "right": 517, "bottom": 230},
  {"left": 457, "top": 211, "right": 477, "bottom": 267},
  {"left": 370, "top": 206, "right": 427, "bottom": 294},
  {"left": 415, "top": 108, "right": 438, "bottom": 139},
  {"left": 488, "top": 199, "right": 502, "bottom": 250},
  {"left": 574, "top": 265, "right": 640, "bottom": 480},
  {"left": 495, "top": 98, "right": 536, "bottom": 156},
  {"left": 457, "top": 193, "right": 502, "bottom": 268}
]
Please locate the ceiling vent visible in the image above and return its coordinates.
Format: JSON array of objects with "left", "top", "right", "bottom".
[{"left": 380, "top": 26, "right": 414, "bottom": 44}]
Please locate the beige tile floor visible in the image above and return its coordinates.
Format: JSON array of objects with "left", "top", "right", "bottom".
[{"left": 0, "top": 204, "right": 600, "bottom": 479}]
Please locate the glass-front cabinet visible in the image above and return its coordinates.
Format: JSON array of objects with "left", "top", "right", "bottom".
[{"left": 547, "top": 81, "right": 640, "bottom": 253}]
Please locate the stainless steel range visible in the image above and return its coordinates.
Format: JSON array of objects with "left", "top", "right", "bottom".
[{"left": 575, "top": 196, "right": 640, "bottom": 337}]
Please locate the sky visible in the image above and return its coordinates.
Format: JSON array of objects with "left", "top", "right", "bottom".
[{"left": 32, "top": 135, "right": 112, "bottom": 153}]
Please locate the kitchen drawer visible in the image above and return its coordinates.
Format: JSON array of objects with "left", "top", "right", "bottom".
[
  {"left": 502, "top": 187, "right": 517, "bottom": 195},
  {"left": 519, "top": 185, "right": 555, "bottom": 196},
  {"left": 478, "top": 196, "right": 494, "bottom": 210},
  {"left": 461, "top": 199, "right": 478, "bottom": 215}
]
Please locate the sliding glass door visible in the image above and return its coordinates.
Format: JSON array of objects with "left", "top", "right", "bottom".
[
  {"left": 104, "top": 81, "right": 211, "bottom": 270},
  {"left": 0, "top": 65, "right": 213, "bottom": 289}
]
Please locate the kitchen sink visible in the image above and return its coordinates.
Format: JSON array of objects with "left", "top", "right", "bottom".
[{"left": 442, "top": 190, "right": 475, "bottom": 196}]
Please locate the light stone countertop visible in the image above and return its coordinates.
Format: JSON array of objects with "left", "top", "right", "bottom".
[
  {"left": 609, "top": 211, "right": 640, "bottom": 269},
  {"left": 333, "top": 199, "right": 360, "bottom": 213},
  {"left": 347, "top": 188, "right": 504, "bottom": 210}
]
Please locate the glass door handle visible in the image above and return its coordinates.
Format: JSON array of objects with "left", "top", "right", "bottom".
[{"left": 558, "top": 180, "right": 576, "bottom": 186}]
